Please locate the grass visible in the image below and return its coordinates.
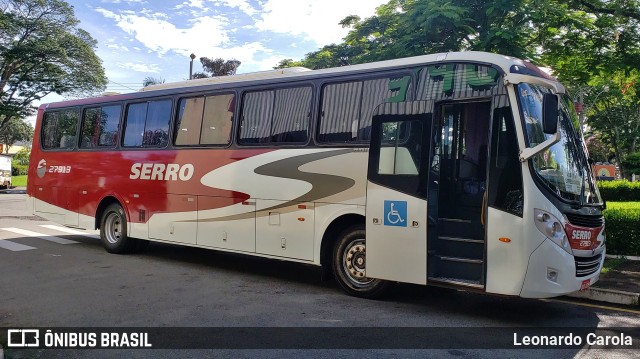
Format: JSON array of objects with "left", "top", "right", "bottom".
[
  {"left": 11, "top": 175, "right": 27, "bottom": 187},
  {"left": 601, "top": 256, "right": 627, "bottom": 275},
  {"left": 606, "top": 201, "right": 640, "bottom": 210}
]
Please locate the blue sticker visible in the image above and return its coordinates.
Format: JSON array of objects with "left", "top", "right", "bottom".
[{"left": 384, "top": 200, "right": 407, "bottom": 227}]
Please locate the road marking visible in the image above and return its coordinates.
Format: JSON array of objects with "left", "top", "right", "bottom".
[
  {"left": 0, "top": 228, "right": 78, "bottom": 245},
  {"left": 544, "top": 298, "right": 640, "bottom": 315},
  {"left": 39, "top": 225, "right": 99, "bottom": 239},
  {"left": 0, "top": 238, "right": 36, "bottom": 251}
]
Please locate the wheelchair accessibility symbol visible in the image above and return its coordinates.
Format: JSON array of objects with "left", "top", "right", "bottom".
[{"left": 384, "top": 200, "right": 407, "bottom": 227}]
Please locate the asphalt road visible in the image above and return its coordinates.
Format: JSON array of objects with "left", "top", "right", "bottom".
[{"left": 0, "top": 191, "right": 639, "bottom": 359}]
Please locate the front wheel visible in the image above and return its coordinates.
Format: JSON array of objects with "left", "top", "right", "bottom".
[
  {"left": 100, "top": 203, "right": 137, "bottom": 254},
  {"left": 332, "top": 225, "right": 390, "bottom": 298}
]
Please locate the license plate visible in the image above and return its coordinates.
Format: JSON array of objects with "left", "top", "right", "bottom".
[{"left": 580, "top": 279, "right": 591, "bottom": 291}]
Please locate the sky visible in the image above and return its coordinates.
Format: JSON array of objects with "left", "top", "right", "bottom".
[{"left": 67, "top": 0, "right": 389, "bottom": 93}]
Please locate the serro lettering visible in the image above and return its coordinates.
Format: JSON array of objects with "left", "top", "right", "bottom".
[
  {"left": 129, "top": 163, "right": 194, "bottom": 181},
  {"left": 571, "top": 230, "right": 592, "bottom": 240}
]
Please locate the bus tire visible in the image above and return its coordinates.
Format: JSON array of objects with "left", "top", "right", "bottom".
[
  {"left": 332, "top": 225, "right": 390, "bottom": 299},
  {"left": 100, "top": 203, "right": 136, "bottom": 254}
]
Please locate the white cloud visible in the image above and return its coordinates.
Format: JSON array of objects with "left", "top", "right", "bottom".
[
  {"left": 100, "top": 0, "right": 145, "bottom": 4},
  {"left": 95, "top": 8, "right": 230, "bottom": 56},
  {"left": 219, "top": 0, "right": 257, "bottom": 16},
  {"left": 117, "top": 62, "right": 161, "bottom": 73},
  {"left": 106, "top": 43, "right": 130, "bottom": 52},
  {"left": 176, "top": 0, "right": 206, "bottom": 10},
  {"left": 255, "top": 0, "right": 387, "bottom": 46}
]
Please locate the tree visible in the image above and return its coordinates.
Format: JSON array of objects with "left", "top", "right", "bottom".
[
  {"left": 586, "top": 136, "right": 614, "bottom": 163},
  {"left": 142, "top": 76, "right": 165, "bottom": 87},
  {"left": 192, "top": 57, "right": 241, "bottom": 78},
  {"left": 275, "top": 0, "right": 640, "bottom": 176},
  {"left": 0, "top": 117, "right": 33, "bottom": 153},
  {"left": 622, "top": 152, "right": 640, "bottom": 176},
  {"left": 273, "top": 59, "right": 304, "bottom": 69},
  {"left": 0, "top": 0, "right": 108, "bottom": 133},
  {"left": 583, "top": 71, "right": 640, "bottom": 177}
]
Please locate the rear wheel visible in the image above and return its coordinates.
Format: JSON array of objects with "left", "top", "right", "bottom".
[
  {"left": 100, "top": 203, "right": 137, "bottom": 254},
  {"left": 332, "top": 225, "right": 390, "bottom": 298}
]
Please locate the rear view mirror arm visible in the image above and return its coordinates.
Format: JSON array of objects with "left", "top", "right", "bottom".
[{"left": 519, "top": 131, "right": 561, "bottom": 162}]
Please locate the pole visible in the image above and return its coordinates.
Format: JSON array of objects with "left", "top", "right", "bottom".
[
  {"left": 578, "top": 90, "right": 585, "bottom": 131},
  {"left": 189, "top": 53, "right": 196, "bottom": 80}
]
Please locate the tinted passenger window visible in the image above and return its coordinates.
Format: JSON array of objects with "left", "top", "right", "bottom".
[
  {"left": 80, "top": 105, "right": 121, "bottom": 148},
  {"left": 239, "top": 87, "right": 311, "bottom": 145},
  {"left": 319, "top": 76, "right": 412, "bottom": 143},
  {"left": 42, "top": 109, "right": 80, "bottom": 150},
  {"left": 176, "top": 94, "right": 235, "bottom": 146},
  {"left": 123, "top": 99, "right": 171, "bottom": 147},
  {"left": 272, "top": 87, "right": 311, "bottom": 143},
  {"left": 201, "top": 94, "right": 234, "bottom": 145}
]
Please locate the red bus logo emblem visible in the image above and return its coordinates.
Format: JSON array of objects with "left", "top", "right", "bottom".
[{"left": 37, "top": 159, "right": 47, "bottom": 178}]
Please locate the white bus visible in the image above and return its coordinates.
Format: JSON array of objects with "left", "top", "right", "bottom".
[{"left": 28, "top": 51, "right": 605, "bottom": 299}]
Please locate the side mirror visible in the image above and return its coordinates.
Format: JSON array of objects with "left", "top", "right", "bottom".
[{"left": 542, "top": 93, "right": 559, "bottom": 134}]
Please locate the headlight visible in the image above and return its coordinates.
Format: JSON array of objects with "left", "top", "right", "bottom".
[{"left": 534, "top": 209, "right": 572, "bottom": 254}]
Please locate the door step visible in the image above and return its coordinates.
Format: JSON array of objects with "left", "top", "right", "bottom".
[
  {"left": 429, "top": 255, "right": 484, "bottom": 283},
  {"left": 439, "top": 255, "right": 483, "bottom": 264},
  {"left": 428, "top": 276, "right": 484, "bottom": 289},
  {"left": 439, "top": 236, "right": 484, "bottom": 244},
  {"left": 439, "top": 218, "right": 472, "bottom": 223}
]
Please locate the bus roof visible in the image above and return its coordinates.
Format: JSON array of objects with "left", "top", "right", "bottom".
[{"left": 40, "top": 51, "right": 553, "bottom": 110}]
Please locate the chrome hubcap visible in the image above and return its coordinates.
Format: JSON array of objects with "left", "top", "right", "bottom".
[
  {"left": 104, "top": 212, "right": 122, "bottom": 244},
  {"left": 342, "top": 239, "right": 374, "bottom": 287}
]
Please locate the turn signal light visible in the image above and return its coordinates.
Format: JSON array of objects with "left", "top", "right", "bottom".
[{"left": 499, "top": 237, "right": 511, "bottom": 243}]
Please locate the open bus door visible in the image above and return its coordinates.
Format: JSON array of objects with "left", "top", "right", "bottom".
[{"left": 365, "top": 101, "right": 434, "bottom": 285}]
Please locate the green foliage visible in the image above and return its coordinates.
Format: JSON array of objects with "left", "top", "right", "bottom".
[
  {"left": 597, "top": 180, "right": 640, "bottom": 201},
  {"left": 9, "top": 148, "right": 29, "bottom": 176},
  {"left": 622, "top": 152, "right": 640, "bottom": 175},
  {"left": 0, "top": 118, "right": 33, "bottom": 152},
  {"left": 273, "top": 59, "right": 305, "bottom": 69},
  {"left": 193, "top": 58, "right": 241, "bottom": 78},
  {"left": 0, "top": 0, "right": 107, "bottom": 131},
  {"left": 142, "top": 76, "right": 165, "bottom": 87},
  {"left": 604, "top": 201, "right": 640, "bottom": 255},
  {"left": 581, "top": 71, "right": 640, "bottom": 178},
  {"left": 11, "top": 147, "right": 29, "bottom": 165},
  {"left": 11, "top": 163, "right": 27, "bottom": 176},
  {"left": 586, "top": 136, "right": 614, "bottom": 163}
]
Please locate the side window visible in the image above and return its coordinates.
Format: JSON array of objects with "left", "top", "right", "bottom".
[
  {"left": 239, "top": 90, "right": 274, "bottom": 145},
  {"left": 175, "top": 97, "right": 204, "bottom": 146},
  {"left": 175, "top": 94, "right": 235, "bottom": 146},
  {"left": 144, "top": 100, "right": 171, "bottom": 147},
  {"left": 42, "top": 109, "right": 79, "bottom": 150},
  {"left": 80, "top": 105, "right": 121, "bottom": 148},
  {"left": 488, "top": 102, "right": 524, "bottom": 217},
  {"left": 123, "top": 103, "right": 147, "bottom": 147},
  {"left": 378, "top": 121, "right": 421, "bottom": 175},
  {"left": 239, "top": 87, "right": 311, "bottom": 145},
  {"left": 319, "top": 82, "right": 362, "bottom": 143},
  {"left": 123, "top": 99, "right": 171, "bottom": 148},
  {"left": 201, "top": 94, "right": 234, "bottom": 145},
  {"left": 319, "top": 75, "right": 413, "bottom": 143},
  {"left": 272, "top": 87, "right": 311, "bottom": 143}
]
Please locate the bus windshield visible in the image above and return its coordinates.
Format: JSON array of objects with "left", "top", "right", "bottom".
[{"left": 518, "top": 83, "right": 603, "bottom": 206}]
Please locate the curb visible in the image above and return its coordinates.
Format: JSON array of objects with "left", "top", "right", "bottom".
[{"left": 567, "top": 287, "right": 640, "bottom": 306}]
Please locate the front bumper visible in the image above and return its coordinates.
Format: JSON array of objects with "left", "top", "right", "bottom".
[{"left": 520, "top": 238, "right": 605, "bottom": 298}]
